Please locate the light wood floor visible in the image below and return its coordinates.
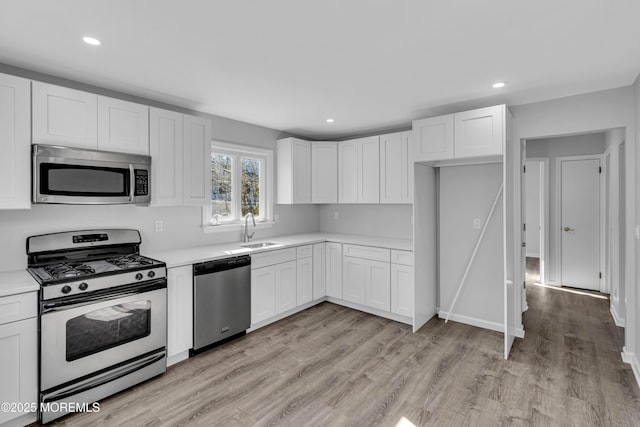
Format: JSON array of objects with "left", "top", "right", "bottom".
[{"left": 46, "top": 269, "right": 640, "bottom": 426}]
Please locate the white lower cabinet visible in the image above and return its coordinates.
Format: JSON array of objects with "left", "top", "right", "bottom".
[
  {"left": 366, "top": 260, "right": 391, "bottom": 311},
  {"left": 312, "top": 243, "right": 326, "bottom": 299},
  {"left": 275, "top": 261, "right": 297, "bottom": 314},
  {"left": 0, "top": 292, "right": 37, "bottom": 426},
  {"left": 342, "top": 256, "right": 366, "bottom": 305},
  {"left": 391, "top": 264, "right": 413, "bottom": 317},
  {"left": 167, "top": 266, "right": 193, "bottom": 365},
  {"left": 296, "top": 256, "right": 313, "bottom": 306},
  {"left": 251, "top": 266, "right": 276, "bottom": 324},
  {"left": 325, "top": 243, "right": 343, "bottom": 298}
]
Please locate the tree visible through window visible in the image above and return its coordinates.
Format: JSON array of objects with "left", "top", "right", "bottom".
[{"left": 210, "top": 146, "right": 266, "bottom": 223}]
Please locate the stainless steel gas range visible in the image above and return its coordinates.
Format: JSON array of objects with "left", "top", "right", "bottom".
[{"left": 27, "top": 229, "right": 167, "bottom": 424}]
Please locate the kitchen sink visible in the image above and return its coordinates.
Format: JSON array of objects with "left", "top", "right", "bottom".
[{"left": 241, "top": 242, "right": 281, "bottom": 249}]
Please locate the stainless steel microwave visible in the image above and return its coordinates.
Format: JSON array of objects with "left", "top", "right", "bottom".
[{"left": 33, "top": 144, "right": 151, "bottom": 205}]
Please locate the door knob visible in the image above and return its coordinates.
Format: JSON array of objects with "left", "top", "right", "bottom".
[{"left": 563, "top": 226, "right": 575, "bottom": 232}]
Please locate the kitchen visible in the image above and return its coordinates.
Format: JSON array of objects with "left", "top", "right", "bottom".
[{"left": 1, "top": 1, "right": 640, "bottom": 426}]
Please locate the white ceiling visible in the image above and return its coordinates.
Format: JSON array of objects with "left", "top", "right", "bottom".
[{"left": 1, "top": 1, "right": 640, "bottom": 139}]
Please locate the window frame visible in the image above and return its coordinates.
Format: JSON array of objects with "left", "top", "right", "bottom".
[{"left": 203, "top": 141, "right": 274, "bottom": 233}]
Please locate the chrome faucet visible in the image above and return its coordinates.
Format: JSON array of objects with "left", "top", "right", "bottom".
[{"left": 243, "top": 213, "right": 256, "bottom": 242}]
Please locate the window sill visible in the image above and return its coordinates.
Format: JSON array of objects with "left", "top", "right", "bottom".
[{"left": 202, "top": 221, "right": 275, "bottom": 234}]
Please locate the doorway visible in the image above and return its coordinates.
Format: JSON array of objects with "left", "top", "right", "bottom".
[
  {"left": 557, "top": 155, "right": 602, "bottom": 291},
  {"left": 525, "top": 158, "right": 548, "bottom": 287}
]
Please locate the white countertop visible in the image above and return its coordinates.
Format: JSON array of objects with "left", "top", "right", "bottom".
[
  {"left": 0, "top": 270, "right": 40, "bottom": 298},
  {"left": 145, "top": 233, "right": 413, "bottom": 268}
]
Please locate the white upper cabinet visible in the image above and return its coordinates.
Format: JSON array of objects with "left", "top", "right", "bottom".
[
  {"left": 32, "top": 82, "right": 98, "bottom": 149},
  {"left": 183, "top": 114, "right": 211, "bottom": 206},
  {"left": 97, "top": 96, "right": 149, "bottom": 154},
  {"left": 454, "top": 105, "right": 504, "bottom": 158},
  {"left": 277, "top": 138, "right": 312, "bottom": 204},
  {"left": 412, "top": 114, "right": 454, "bottom": 161},
  {"left": 0, "top": 73, "right": 31, "bottom": 209},
  {"left": 412, "top": 105, "right": 505, "bottom": 162},
  {"left": 358, "top": 136, "right": 380, "bottom": 203},
  {"left": 311, "top": 141, "right": 338, "bottom": 203},
  {"left": 338, "top": 136, "right": 379, "bottom": 203},
  {"left": 149, "top": 108, "right": 184, "bottom": 206},
  {"left": 380, "top": 131, "right": 413, "bottom": 204},
  {"left": 338, "top": 140, "right": 358, "bottom": 203}
]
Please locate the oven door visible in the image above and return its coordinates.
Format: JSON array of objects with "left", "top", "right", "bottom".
[{"left": 40, "top": 280, "right": 166, "bottom": 391}]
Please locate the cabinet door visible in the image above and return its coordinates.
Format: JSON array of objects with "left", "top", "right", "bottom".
[
  {"left": 391, "top": 264, "right": 413, "bottom": 317},
  {"left": 0, "top": 73, "right": 30, "bottom": 209},
  {"left": 380, "top": 131, "right": 412, "bottom": 204},
  {"left": 454, "top": 105, "right": 504, "bottom": 158},
  {"left": 97, "top": 96, "right": 149, "bottom": 154},
  {"left": 311, "top": 141, "right": 338, "bottom": 203},
  {"left": 365, "top": 260, "right": 391, "bottom": 311},
  {"left": 167, "top": 266, "right": 193, "bottom": 362},
  {"left": 312, "top": 243, "right": 326, "bottom": 299},
  {"left": 251, "top": 266, "right": 276, "bottom": 324},
  {"left": 412, "top": 114, "right": 454, "bottom": 161},
  {"left": 150, "top": 108, "right": 184, "bottom": 206},
  {"left": 338, "top": 141, "right": 358, "bottom": 203},
  {"left": 342, "top": 257, "right": 366, "bottom": 305},
  {"left": 0, "top": 318, "right": 37, "bottom": 425},
  {"left": 296, "top": 257, "right": 313, "bottom": 305},
  {"left": 357, "top": 136, "right": 380, "bottom": 203},
  {"left": 32, "top": 82, "right": 97, "bottom": 148},
  {"left": 275, "top": 261, "right": 297, "bottom": 314},
  {"left": 325, "top": 242, "right": 342, "bottom": 298},
  {"left": 292, "top": 140, "right": 312, "bottom": 203},
  {"left": 183, "top": 114, "right": 212, "bottom": 206}
]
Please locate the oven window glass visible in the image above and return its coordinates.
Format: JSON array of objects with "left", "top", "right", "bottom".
[
  {"left": 66, "top": 300, "right": 151, "bottom": 361},
  {"left": 41, "top": 164, "right": 129, "bottom": 197}
]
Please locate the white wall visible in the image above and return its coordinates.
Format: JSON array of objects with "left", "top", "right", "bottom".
[
  {"left": 438, "top": 163, "right": 504, "bottom": 329},
  {"left": 525, "top": 161, "right": 541, "bottom": 257},
  {"left": 319, "top": 204, "right": 413, "bottom": 240},
  {"left": 633, "top": 74, "right": 640, "bottom": 380},
  {"left": 526, "top": 133, "right": 606, "bottom": 284},
  {"left": 511, "top": 85, "right": 637, "bottom": 374}
]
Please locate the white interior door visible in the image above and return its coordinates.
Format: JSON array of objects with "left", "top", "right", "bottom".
[{"left": 560, "top": 158, "right": 601, "bottom": 290}]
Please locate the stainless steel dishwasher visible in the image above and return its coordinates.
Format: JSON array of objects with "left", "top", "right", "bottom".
[{"left": 192, "top": 255, "right": 251, "bottom": 353}]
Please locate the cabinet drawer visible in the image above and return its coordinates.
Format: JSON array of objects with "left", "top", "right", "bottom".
[
  {"left": 343, "top": 244, "right": 390, "bottom": 262},
  {"left": 391, "top": 250, "right": 413, "bottom": 266},
  {"left": 296, "top": 245, "right": 312, "bottom": 259},
  {"left": 251, "top": 248, "right": 297, "bottom": 269},
  {"left": 0, "top": 292, "right": 37, "bottom": 325}
]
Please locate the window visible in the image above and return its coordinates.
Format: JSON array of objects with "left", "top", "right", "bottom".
[{"left": 204, "top": 142, "right": 273, "bottom": 228}]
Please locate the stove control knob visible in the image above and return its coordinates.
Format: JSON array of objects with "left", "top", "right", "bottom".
[
  {"left": 79, "top": 282, "right": 88, "bottom": 291},
  {"left": 61, "top": 285, "right": 72, "bottom": 294},
  {"left": 147, "top": 271, "right": 155, "bottom": 278},
  {"left": 135, "top": 273, "right": 144, "bottom": 281}
]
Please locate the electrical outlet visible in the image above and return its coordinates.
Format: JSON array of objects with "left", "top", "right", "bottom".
[
  {"left": 334, "top": 211, "right": 339, "bottom": 220},
  {"left": 154, "top": 220, "right": 163, "bottom": 232},
  {"left": 473, "top": 218, "right": 481, "bottom": 229}
]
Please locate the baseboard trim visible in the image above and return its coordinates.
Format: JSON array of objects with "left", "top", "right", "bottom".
[
  {"left": 622, "top": 348, "right": 640, "bottom": 389},
  {"left": 526, "top": 252, "right": 540, "bottom": 258},
  {"left": 515, "top": 327, "right": 525, "bottom": 339},
  {"left": 438, "top": 310, "right": 503, "bottom": 333},
  {"left": 326, "top": 297, "right": 413, "bottom": 325},
  {"left": 545, "top": 281, "right": 561, "bottom": 287},
  {"left": 610, "top": 303, "right": 626, "bottom": 328},
  {"left": 248, "top": 298, "right": 325, "bottom": 333}
]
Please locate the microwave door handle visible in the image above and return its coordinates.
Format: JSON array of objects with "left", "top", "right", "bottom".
[{"left": 129, "top": 164, "right": 135, "bottom": 202}]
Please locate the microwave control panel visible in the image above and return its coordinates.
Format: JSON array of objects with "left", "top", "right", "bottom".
[{"left": 134, "top": 170, "right": 149, "bottom": 196}]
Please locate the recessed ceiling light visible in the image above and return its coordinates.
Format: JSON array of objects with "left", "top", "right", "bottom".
[
  {"left": 492, "top": 81, "right": 506, "bottom": 88},
  {"left": 326, "top": 118, "right": 335, "bottom": 123},
  {"left": 83, "top": 36, "right": 101, "bottom": 46}
]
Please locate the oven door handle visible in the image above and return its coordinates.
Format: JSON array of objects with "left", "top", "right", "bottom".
[
  {"left": 41, "top": 279, "right": 166, "bottom": 313},
  {"left": 42, "top": 350, "right": 165, "bottom": 403},
  {"left": 128, "top": 164, "right": 135, "bottom": 202}
]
